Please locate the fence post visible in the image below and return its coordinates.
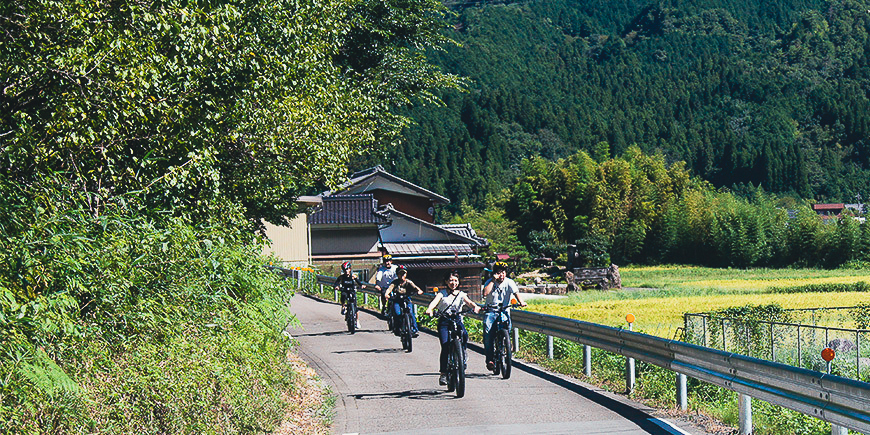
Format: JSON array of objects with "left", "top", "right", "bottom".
[
  {"left": 297, "top": 270, "right": 302, "bottom": 290},
  {"left": 677, "top": 373, "right": 687, "bottom": 411},
  {"left": 584, "top": 345, "right": 592, "bottom": 377},
  {"left": 702, "top": 316, "right": 707, "bottom": 347},
  {"left": 738, "top": 393, "right": 752, "bottom": 435},
  {"left": 334, "top": 286, "right": 339, "bottom": 301},
  {"left": 795, "top": 323, "right": 808, "bottom": 367},
  {"left": 856, "top": 330, "right": 860, "bottom": 380},
  {"left": 364, "top": 293, "right": 368, "bottom": 305},
  {"left": 547, "top": 335, "right": 554, "bottom": 359},
  {"left": 514, "top": 327, "right": 520, "bottom": 353},
  {"left": 770, "top": 323, "right": 775, "bottom": 362}
]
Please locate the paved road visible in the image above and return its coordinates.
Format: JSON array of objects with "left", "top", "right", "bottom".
[{"left": 287, "top": 294, "right": 708, "bottom": 435}]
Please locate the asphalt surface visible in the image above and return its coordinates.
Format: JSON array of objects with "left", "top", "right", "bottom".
[{"left": 287, "top": 293, "right": 709, "bottom": 435}]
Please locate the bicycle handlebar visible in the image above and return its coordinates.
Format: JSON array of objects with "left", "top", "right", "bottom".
[
  {"left": 484, "top": 303, "right": 523, "bottom": 313},
  {"left": 430, "top": 305, "right": 475, "bottom": 318}
]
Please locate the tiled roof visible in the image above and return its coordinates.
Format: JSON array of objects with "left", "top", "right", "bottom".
[
  {"left": 309, "top": 194, "right": 390, "bottom": 225},
  {"left": 382, "top": 243, "right": 474, "bottom": 256},
  {"left": 439, "top": 223, "right": 489, "bottom": 246},
  {"left": 812, "top": 203, "right": 844, "bottom": 210}
]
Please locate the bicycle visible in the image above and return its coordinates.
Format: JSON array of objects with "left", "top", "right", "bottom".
[
  {"left": 431, "top": 306, "right": 472, "bottom": 398},
  {"left": 390, "top": 293, "right": 415, "bottom": 352},
  {"left": 343, "top": 289, "right": 358, "bottom": 334},
  {"left": 486, "top": 303, "right": 521, "bottom": 379}
]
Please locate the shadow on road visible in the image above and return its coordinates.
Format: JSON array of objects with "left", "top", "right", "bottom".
[
  {"left": 350, "top": 389, "right": 462, "bottom": 401},
  {"left": 510, "top": 360, "right": 681, "bottom": 435},
  {"left": 333, "top": 348, "right": 405, "bottom": 354},
  {"left": 292, "top": 330, "right": 371, "bottom": 337}
]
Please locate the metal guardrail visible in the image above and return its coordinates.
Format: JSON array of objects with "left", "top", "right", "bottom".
[{"left": 289, "top": 270, "right": 870, "bottom": 434}]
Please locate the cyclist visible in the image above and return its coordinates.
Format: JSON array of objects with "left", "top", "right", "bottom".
[
  {"left": 384, "top": 265, "right": 423, "bottom": 337},
  {"left": 334, "top": 261, "right": 361, "bottom": 329},
  {"left": 482, "top": 261, "right": 527, "bottom": 371},
  {"left": 372, "top": 254, "right": 397, "bottom": 315},
  {"left": 425, "top": 270, "right": 480, "bottom": 386}
]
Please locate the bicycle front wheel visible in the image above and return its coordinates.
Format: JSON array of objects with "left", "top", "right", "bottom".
[
  {"left": 498, "top": 328, "right": 511, "bottom": 379},
  {"left": 453, "top": 338, "right": 466, "bottom": 397},
  {"left": 347, "top": 302, "right": 356, "bottom": 334},
  {"left": 402, "top": 312, "right": 413, "bottom": 353}
]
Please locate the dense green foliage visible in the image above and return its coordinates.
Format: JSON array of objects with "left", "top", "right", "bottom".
[
  {"left": 1, "top": 0, "right": 458, "bottom": 431},
  {"left": 2, "top": 0, "right": 460, "bottom": 228},
  {"left": 375, "top": 0, "right": 870, "bottom": 209},
  {"left": 503, "top": 148, "right": 870, "bottom": 267}
]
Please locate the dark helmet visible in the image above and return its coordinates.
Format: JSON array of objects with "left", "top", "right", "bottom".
[
  {"left": 396, "top": 264, "right": 407, "bottom": 275},
  {"left": 492, "top": 261, "right": 509, "bottom": 273},
  {"left": 341, "top": 261, "right": 352, "bottom": 272},
  {"left": 443, "top": 269, "right": 461, "bottom": 282}
]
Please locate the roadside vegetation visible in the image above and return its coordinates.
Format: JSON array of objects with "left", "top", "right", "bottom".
[{"left": 1, "top": 0, "right": 457, "bottom": 432}]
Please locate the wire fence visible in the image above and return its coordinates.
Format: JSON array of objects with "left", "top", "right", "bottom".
[{"left": 684, "top": 307, "right": 870, "bottom": 382}]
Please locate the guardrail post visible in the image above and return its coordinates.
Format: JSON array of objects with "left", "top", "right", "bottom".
[
  {"left": 547, "top": 335, "right": 554, "bottom": 359},
  {"left": 334, "top": 287, "right": 339, "bottom": 301},
  {"left": 584, "top": 345, "right": 592, "bottom": 377},
  {"left": 738, "top": 393, "right": 752, "bottom": 435},
  {"left": 514, "top": 327, "right": 520, "bottom": 352},
  {"left": 364, "top": 293, "right": 368, "bottom": 304},
  {"left": 677, "top": 373, "right": 687, "bottom": 411},
  {"left": 319, "top": 283, "right": 323, "bottom": 295},
  {"left": 296, "top": 270, "right": 302, "bottom": 289},
  {"left": 626, "top": 315, "right": 636, "bottom": 394}
]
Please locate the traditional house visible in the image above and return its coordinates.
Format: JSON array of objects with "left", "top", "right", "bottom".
[
  {"left": 308, "top": 194, "right": 390, "bottom": 281},
  {"left": 310, "top": 166, "right": 489, "bottom": 298}
]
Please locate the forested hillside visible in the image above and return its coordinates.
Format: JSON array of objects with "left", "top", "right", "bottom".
[{"left": 372, "top": 0, "right": 870, "bottom": 209}]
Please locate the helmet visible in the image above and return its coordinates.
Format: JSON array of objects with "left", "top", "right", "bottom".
[
  {"left": 382, "top": 254, "right": 393, "bottom": 262},
  {"left": 492, "top": 261, "right": 509, "bottom": 273},
  {"left": 341, "top": 261, "right": 351, "bottom": 271},
  {"left": 396, "top": 264, "right": 407, "bottom": 275}
]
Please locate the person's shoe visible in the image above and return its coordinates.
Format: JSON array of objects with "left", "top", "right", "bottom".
[
  {"left": 439, "top": 374, "right": 447, "bottom": 386},
  {"left": 486, "top": 361, "right": 495, "bottom": 371},
  {"left": 355, "top": 320, "right": 361, "bottom": 329},
  {"left": 412, "top": 331, "right": 419, "bottom": 338},
  {"left": 341, "top": 307, "right": 346, "bottom": 315}
]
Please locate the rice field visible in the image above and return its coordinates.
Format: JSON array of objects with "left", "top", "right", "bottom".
[{"left": 527, "top": 266, "right": 870, "bottom": 338}]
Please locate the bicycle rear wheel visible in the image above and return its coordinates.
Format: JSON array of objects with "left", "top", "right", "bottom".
[{"left": 498, "top": 328, "right": 511, "bottom": 379}]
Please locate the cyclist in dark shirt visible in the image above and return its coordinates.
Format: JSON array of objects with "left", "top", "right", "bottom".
[{"left": 334, "top": 261, "right": 361, "bottom": 328}]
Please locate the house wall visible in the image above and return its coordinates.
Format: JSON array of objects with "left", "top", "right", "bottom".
[
  {"left": 310, "top": 227, "right": 381, "bottom": 255},
  {"left": 372, "top": 190, "right": 434, "bottom": 223},
  {"left": 262, "top": 214, "right": 310, "bottom": 266},
  {"left": 380, "top": 216, "right": 459, "bottom": 244}
]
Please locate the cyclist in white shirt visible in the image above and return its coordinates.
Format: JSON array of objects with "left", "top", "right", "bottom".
[
  {"left": 425, "top": 270, "right": 480, "bottom": 385},
  {"left": 482, "top": 261, "right": 526, "bottom": 371},
  {"left": 372, "top": 254, "right": 397, "bottom": 315}
]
